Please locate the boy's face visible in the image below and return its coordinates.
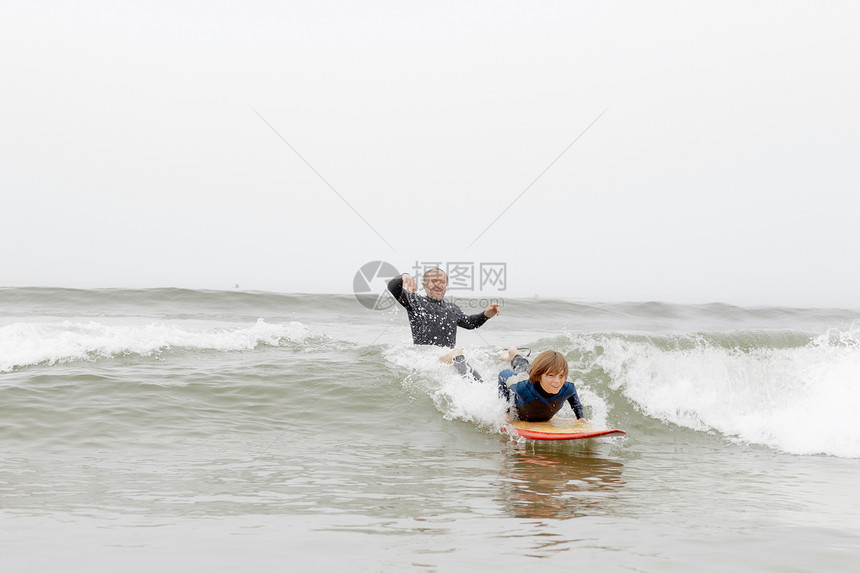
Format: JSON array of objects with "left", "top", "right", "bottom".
[{"left": 538, "top": 371, "right": 566, "bottom": 395}]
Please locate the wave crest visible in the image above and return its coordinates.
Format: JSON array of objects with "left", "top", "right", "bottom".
[
  {"left": 0, "top": 319, "right": 316, "bottom": 372},
  {"left": 575, "top": 329, "right": 860, "bottom": 457}
]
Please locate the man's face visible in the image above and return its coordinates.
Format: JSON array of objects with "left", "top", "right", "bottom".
[{"left": 423, "top": 270, "right": 448, "bottom": 300}]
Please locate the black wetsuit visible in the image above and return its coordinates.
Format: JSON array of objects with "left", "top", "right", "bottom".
[
  {"left": 387, "top": 275, "right": 490, "bottom": 381},
  {"left": 387, "top": 275, "right": 489, "bottom": 348}
]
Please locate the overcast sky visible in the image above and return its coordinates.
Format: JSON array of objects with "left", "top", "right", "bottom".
[{"left": 3, "top": 1, "right": 859, "bottom": 308}]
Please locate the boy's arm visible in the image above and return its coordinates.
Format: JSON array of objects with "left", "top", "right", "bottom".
[{"left": 567, "top": 385, "right": 585, "bottom": 420}]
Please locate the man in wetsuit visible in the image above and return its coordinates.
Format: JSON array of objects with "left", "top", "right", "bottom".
[{"left": 387, "top": 268, "right": 500, "bottom": 381}]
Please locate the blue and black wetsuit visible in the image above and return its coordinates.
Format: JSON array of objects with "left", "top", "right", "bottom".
[
  {"left": 498, "top": 354, "right": 585, "bottom": 422},
  {"left": 387, "top": 275, "right": 489, "bottom": 381}
]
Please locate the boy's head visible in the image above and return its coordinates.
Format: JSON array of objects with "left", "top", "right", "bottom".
[{"left": 528, "top": 350, "right": 569, "bottom": 386}]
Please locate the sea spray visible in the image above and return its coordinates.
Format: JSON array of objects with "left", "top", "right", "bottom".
[{"left": 576, "top": 329, "right": 860, "bottom": 457}]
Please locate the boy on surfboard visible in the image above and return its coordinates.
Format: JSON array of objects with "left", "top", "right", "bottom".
[{"left": 497, "top": 347, "right": 587, "bottom": 423}]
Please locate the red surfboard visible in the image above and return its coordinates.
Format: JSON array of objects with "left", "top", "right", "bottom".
[{"left": 504, "top": 418, "right": 626, "bottom": 441}]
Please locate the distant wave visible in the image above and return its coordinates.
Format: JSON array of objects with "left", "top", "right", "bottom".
[{"left": 0, "top": 319, "right": 318, "bottom": 372}]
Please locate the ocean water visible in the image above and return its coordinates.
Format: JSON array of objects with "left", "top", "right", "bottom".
[{"left": 2, "top": 287, "right": 859, "bottom": 571}]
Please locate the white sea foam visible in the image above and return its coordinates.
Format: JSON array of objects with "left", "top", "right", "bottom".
[
  {"left": 0, "top": 318, "right": 314, "bottom": 372},
  {"left": 383, "top": 345, "right": 612, "bottom": 432},
  {"left": 590, "top": 329, "right": 860, "bottom": 457}
]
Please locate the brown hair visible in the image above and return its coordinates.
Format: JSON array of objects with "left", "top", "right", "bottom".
[{"left": 528, "top": 350, "right": 569, "bottom": 383}]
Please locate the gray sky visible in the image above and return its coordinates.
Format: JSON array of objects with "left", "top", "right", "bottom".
[{"left": 3, "top": 1, "right": 859, "bottom": 308}]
